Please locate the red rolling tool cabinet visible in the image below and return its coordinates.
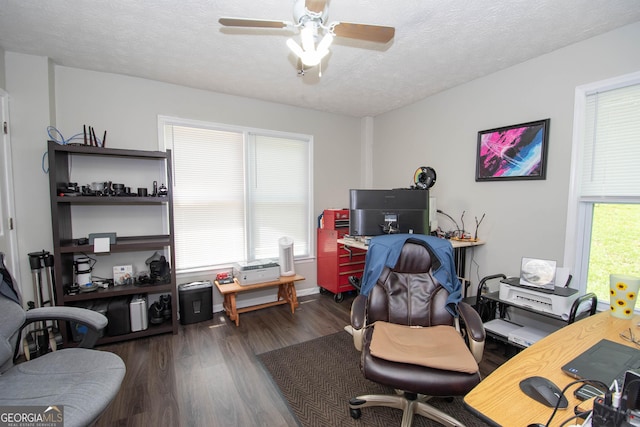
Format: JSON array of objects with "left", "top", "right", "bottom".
[{"left": 317, "top": 209, "right": 366, "bottom": 302}]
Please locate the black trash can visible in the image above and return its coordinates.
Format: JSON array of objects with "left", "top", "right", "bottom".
[{"left": 178, "top": 281, "right": 213, "bottom": 325}]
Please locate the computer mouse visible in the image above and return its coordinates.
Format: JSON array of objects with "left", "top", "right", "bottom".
[{"left": 519, "top": 376, "right": 568, "bottom": 408}]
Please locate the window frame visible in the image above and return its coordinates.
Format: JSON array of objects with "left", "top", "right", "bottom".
[
  {"left": 564, "top": 71, "right": 640, "bottom": 310},
  {"left": 157, "top": 115, "right": 315, "bottom": 274}
]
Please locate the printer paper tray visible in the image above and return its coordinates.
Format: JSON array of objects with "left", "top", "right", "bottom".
[{"left": 483, "top": 319, "right": 522, "bottom": 337}]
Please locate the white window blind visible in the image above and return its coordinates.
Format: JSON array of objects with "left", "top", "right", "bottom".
[
  {"left": 162, "top": 119, "right": 312, "bottom": 272},
  {"left": 248, "top": 134, "right": 311, "bottom": 260},
  {"left": 581, "top": 84, "right": 640, "bottom": 198},
  {"left": 565, "top": 73, "right": 640, "bottom": 304}
]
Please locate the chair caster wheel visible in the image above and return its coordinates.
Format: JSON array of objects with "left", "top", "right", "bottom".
[
  {"left": 350, "top": 408, "right": 361, "bottom": 419},
  {"left": 334, "top": 293, "right": 344, "bottom": 303}
]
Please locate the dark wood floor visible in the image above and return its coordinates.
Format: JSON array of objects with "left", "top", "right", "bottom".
[{"left": 94, "top": 293, "right": 510, "bottom": 426}]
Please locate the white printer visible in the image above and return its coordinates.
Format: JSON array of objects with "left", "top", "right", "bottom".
[
  {"left": 484, "top": 261, "right": 591, "bottom": 348},
  {"left": 498, "top": 277, "right": 580, "bottom": 320},
  {"left": 485, "top": 277, "right": 581, "bottom": 348},
  {"left": 233, "top": 260, "right": 280, "bottom": 286}
]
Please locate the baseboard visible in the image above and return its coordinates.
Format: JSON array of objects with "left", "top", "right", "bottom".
[{"left": 212, "top": 286, "right": 320, "bottom": 314}]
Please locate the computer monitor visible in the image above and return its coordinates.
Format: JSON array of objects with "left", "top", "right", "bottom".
[{"left": 348, "top": 189, "right": 429, "bottom": 236}]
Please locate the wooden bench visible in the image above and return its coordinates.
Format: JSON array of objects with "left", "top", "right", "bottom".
[{"left": 214, "top": 274, "right": 304, "bottom": 326}]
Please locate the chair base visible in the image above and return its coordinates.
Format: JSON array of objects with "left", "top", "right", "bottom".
[{"left": 349, "top": 391, "right": 465, "bottom": 427}]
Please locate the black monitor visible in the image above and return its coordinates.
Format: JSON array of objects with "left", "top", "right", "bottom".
[{"left": 349, "top": 189, "right": 429, "bottom": 236}]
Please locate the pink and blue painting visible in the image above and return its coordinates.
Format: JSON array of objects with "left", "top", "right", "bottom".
[{"left": 476, "top": 119, "right": 549, "bottom": 181}]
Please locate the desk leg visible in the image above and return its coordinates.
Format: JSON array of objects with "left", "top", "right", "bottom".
[
  {"left": 454, "top": 247, "right": 470, "bottom": 298},
  {"left": 223, "top": 293, "right": 239, "bottom": 326},
  {"left": 454, "top": 247, "right": 466, "bottom": 280}
]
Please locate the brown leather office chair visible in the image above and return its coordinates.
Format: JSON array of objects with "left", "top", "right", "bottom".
[{"left": 349, "top": 238, "right": 486, "bottom": 427}]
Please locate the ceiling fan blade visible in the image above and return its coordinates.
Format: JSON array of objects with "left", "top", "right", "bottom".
[
  {"left": 333, "top": 22, "right": 395, "bottom": 43},
  {"left": 305, "top": 0, "right": 327, "bottom": 13},
  {"left": 219, "top": 17, "right": 289, "bottom": 29}
]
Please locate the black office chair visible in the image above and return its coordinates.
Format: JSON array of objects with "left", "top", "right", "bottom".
[{"left": 349, "top": 239, "right": 485, "bottom": 427}]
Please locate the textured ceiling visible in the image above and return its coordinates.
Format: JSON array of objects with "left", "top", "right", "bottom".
[{"left": 1, "top": 0, "right": 639, "bottom": 117}]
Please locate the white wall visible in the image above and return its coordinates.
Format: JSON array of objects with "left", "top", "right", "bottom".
[
  {"left": 0, "top": 48, "right": 5, "bottom": 90},
  {"left": 4, "top": 53, "right": 57, "bottom": 297},
  {"left": 5, "top": 56, "right": 363, "bottom": 307},
  {"left": 5, "top": 21, "right": 640, "bottom": 309},
  {"left": 373, "top": 22, "right": 640, "bottom": 288}
]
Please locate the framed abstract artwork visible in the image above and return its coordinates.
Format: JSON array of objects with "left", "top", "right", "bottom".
[{"left": 475, "top": 118, "right": 550, "bottom": 181}]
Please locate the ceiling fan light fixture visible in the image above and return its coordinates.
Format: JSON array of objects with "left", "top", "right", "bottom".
[
  {"left": 286, "top": 38, "right": 305, "bottom": 58},
  {"left": 316, "top": 31, "right": 334, "bottom": 52},
  {"left": 288, "top": 46, "right": 326, "bottom": 67},
  {"left": 302, "top": 49, "right": 329, "bottom": 67},
  {"left": 288, "top": 24, "right": 333, "bottom": 67},
  {"left": 219, "top": 0, "right": 395, "bottom": 74},
  {"left": 300, "top": 22, "right": 316, "bottom": 52}
]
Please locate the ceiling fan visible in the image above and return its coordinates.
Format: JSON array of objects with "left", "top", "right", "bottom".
[{"left": 219, "top": 0, "right": 395, "bottom": 72}]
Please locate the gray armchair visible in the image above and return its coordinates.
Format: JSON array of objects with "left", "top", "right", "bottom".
[{"left": 0, "top": 279, "right": 125, "bottom": 426}]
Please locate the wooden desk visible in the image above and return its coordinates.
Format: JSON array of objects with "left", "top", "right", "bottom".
[
  {"left": 214, "top": 274, "right": 304, "bottom": 326},
  {"left": 337, "top": 237, "right": 484, "bottom": 294},
  {"left": 464, "top": 311, "right": 640, "bottom": 426},
  {"left": 337, "top": 237, "right": 484, "bottom": 252}
]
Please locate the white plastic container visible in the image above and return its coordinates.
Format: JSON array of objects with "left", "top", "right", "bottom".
[
  {"left": 129, "top": 295, "right": 148, "bottom": 332},
  {"left": 278, "top": 236, "right": 295, "bottom": 276}
]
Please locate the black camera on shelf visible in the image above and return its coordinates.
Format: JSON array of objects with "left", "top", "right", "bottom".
[
  {"left": 57, "top": 182, "right": 81, "bottom": 196},
  {"left": 149, "top": 256, "right": 171, "bottom": 285},
  {"left": 149, "top": 294, "right": 172, "bottom": 325}
]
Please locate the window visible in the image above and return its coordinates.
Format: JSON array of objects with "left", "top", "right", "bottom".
[
  {"left": 565, "top": 72, "right": 640, "bottom": 310},
  {"left": 159, "top": 117, "right": 313, "bottom": 273}
]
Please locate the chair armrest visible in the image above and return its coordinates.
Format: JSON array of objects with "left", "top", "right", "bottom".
[
  {"left": 351, "top": 294, "right": 367, "bottom": 330},
  {"left": 350, "top": 295, "right": 368, "bottom": 352},
  {"left": 458, "top": 302, "right": 485, "bottom": 342},
  {"left": 458, "top": 301, "right": 485, "bottom": 363},
  {"left": 24, "top": 306, "right": 107, "bottom": 348}
]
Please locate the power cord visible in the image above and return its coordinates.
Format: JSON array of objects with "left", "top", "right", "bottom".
[
  {"left": 436, "top": 209, "right": 461, "bottom": 238},
  {"left": 380, "top": 221, "right": 400, "bottom": 234},
  {"left": 542, "top": 379, "right": 610, "bottom": 427},
  {"left": 558, "top": 411, "right": 593, "bottom": 427},
  {"left": 47, "top": 126, "right": 85, "bottom": 145},
  {"left": 43, "top": 126, "right": 106, "bottom": 173},
  {"left": 43, "top": 126, "right": 85, "bottom": 173}
]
